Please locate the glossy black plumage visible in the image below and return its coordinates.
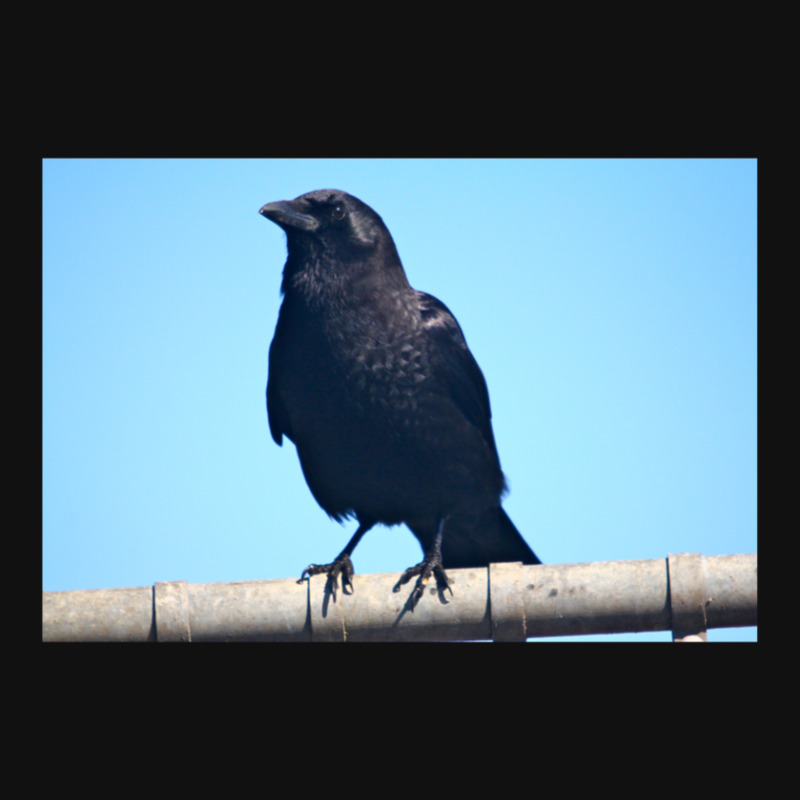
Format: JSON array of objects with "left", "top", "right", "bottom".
[{"left": 260, "top": 189, "right": 540, "bottom": 604}]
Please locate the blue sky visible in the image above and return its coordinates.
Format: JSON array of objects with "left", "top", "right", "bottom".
[{"left": 42, "top": 159, "right": 757, "bottom": 641}]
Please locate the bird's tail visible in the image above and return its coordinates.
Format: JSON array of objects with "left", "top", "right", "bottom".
[{"left": 433, "top": 506, "right": 542, "bottom": 569}]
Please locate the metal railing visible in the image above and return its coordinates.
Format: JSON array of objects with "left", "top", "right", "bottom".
[{"left": 42, "top": 552, "right": 756, "bottom": 642}]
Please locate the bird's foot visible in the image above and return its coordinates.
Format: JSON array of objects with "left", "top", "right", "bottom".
[
  {"left": 393, "top": 553, "right": 452, "bottom": 609},
  {"left": 297, "top": 554, "right": 355, "bottom": 601}
]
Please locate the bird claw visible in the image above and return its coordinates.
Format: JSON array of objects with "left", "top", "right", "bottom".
[
  {"left": 393, "top": 559, "right": 452, "bottom": 609},
  {"left": 297, "top": 554, "right": 355, "bottom": 601}
]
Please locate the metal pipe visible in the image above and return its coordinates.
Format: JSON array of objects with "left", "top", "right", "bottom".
[{"left": 42, "top": 553, "right": 757, "bottom": 642}]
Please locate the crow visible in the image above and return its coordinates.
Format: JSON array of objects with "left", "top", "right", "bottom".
[{"left": 260, "top": 189, "right": 541, "bottom": 606}]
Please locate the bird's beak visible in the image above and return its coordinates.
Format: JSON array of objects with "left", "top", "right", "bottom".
[{"left": 260, "top": 200, "right": 319, "bottom": 233}]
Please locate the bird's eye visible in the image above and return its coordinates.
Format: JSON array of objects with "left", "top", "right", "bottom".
[{"left": 332, "top": 204, "right": 346, "bottom": 221}]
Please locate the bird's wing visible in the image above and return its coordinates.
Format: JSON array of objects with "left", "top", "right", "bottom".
[
  {"left": 266, "top": 326, "right": 291, "bottom": 446},
  {"left": 416, "top": 291, "right": 498, "bottom": 454}
]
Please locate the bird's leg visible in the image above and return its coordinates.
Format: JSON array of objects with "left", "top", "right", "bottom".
[
  {"left": 297, "top": 521, "right": 373, "bottom": 601},
  {"left": 393, "top": 517, "right": 452, "bottom": 608}
]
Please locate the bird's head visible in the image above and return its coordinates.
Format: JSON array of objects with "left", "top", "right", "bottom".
[{"left": 260, "top": 189, "right": 407, "bottom": 296}]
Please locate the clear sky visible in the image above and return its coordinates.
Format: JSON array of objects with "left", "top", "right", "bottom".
[{"left": 42, "top": 159, "right": 757, "bottom": 641}]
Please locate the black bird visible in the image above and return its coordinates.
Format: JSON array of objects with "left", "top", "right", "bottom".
[{"left": 260, "top": 189, "right": 541, "bottom": 606}]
